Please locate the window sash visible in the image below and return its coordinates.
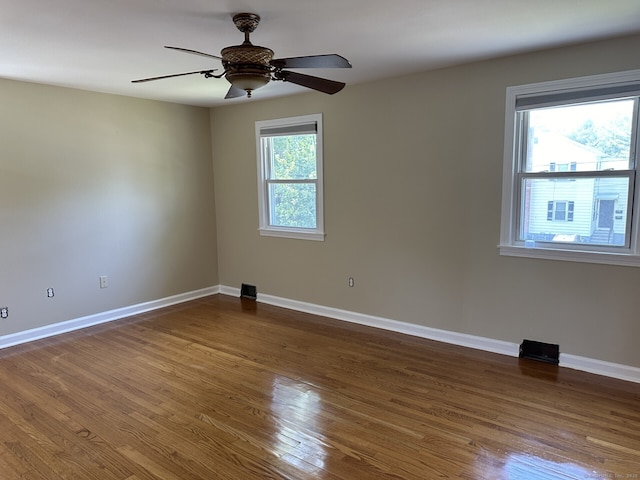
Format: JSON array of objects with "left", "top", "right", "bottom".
[
  {"left": 515, "top": 171, "right": 635, "bottom": 248},
  {"left": 262, "top": 135, "right": 318, "bottom": 181},
  {"left": 265, "top": 178, "right": 319, "bottom": 229},
  {"left": 515, "top": 104, "right": 638, "bottom": 174}
]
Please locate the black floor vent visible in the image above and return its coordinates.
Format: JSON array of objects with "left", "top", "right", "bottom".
[
  {"left": 240, "top": 283, "right": 257, "bottom": 300},
  {"left": 519, "top": 339, "right": 560, "bottom": 365}
]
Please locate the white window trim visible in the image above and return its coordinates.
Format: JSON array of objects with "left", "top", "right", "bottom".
[
  {"left": 255, "top": 113, "right": 325, "bottom": 241},
  {"left": 499, "top": 69, "right": 640, "bottom": 267}
]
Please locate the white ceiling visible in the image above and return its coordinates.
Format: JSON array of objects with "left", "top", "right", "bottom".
[{"left": 2, "top": 0, "right": 640, "bottom": 107}]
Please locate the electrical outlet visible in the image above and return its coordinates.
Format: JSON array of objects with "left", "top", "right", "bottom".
[
  {"left": 0, "top": 307, "right": 8, "bottom": 319},
  {"left": 348, "top": 277, "right": 355, "bottom": 287},
  {"left": 99, "top": 275, "right": 108, "bottom": 289},
  {"left": 47, "top": 288, "right": 55, "bottom": 298}
]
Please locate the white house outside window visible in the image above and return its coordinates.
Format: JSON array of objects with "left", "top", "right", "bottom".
[
  {"left": 256, "top": 114, "right": 324, "bottom": 241},
  {"left": 499, "top": 70, "right": 640, "bottom": 266}
]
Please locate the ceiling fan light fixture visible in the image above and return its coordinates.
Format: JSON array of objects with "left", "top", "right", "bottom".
[{"left": 225, "top": 69, "right": 271, "bottom": 97}]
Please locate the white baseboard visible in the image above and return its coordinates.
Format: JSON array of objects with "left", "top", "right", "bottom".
[
  {"left": 222, "top": 285, "right": 640, "bottom": 384},
  {"left": 222, "top": 285, "right": 518, "bottom": 357},
  {"left": 0, "top": 286, "right": 219, "bottom": 350},
  {"left": 3, "top": 284, "right": 639, "bottom": 384},
  {"left": 560, "top": 353, "right": 640, "bottom": 384}
]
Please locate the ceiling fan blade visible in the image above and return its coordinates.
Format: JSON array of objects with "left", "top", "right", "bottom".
[
  {"left": 225, "top": 85, "right": 246, "bottom": 99},
  {"left": 278, "top": 71, "right": 346, "bottom": 94},
  {"left": 131, "top": 70, "right": 216, "bottom": 83},
  {"left": 164, "top": 46, "right": 223, "bottom": 61},
  {"left": 271, "top": 54, "right": 351, "bottom": 69}
]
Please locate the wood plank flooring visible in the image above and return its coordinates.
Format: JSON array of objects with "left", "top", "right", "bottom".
[{"left": 0, "top": 294, "right": 638, "bottom": 479}]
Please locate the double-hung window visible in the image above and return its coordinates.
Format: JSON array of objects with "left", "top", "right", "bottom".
[
  {"left": 256, "top": 114, "right": 324, "bottom": 240},
  {"left": 499, "top": 70, "right": 640, "bottom": 266}
]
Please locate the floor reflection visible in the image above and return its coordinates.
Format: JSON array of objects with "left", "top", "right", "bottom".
[
  {"left": 505, "top": 454, "right": 598, "bottom": 479},
  {"left": 270, "top": 376, "right": 327, "bottom": 474},
  {"left": 477, "top": 451, "right": 607, "bottom": 479}
]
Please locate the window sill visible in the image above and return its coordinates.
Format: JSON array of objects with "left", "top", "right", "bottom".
[
  {"left": 259, "top": 228, "right": 325, "bottom": 241},
  {"left": 498, "top": 244, "right": 640, "bottom": 267}
]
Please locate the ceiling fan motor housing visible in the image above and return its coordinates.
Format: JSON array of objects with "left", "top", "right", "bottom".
[{"left": 221, "top": 45, "right": 274, "bottom": 96}]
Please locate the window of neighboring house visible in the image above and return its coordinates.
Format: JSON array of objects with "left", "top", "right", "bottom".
[
  {"left": 547, "top": 201, "right": 574, "bottom": 222},
  {"left": 549, "top": 162, "right": 576, "bottom": 172},
  {"left": 499, "top": 70, "right": 640, "bottom": 266},
  {"left": 255, "top": 114, "right": 324, "bottom": 240}
]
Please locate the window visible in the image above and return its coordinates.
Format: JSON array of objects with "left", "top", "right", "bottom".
[
  {"left": 547, "top": 201, "right": 574, "bottom": 222},
  {"left": 549, "top": 162, "right": 577, "bottom": 173},
  {"left": 499, "top": 70, "right": 640, "bottom": 266},
  {"left": 256, "top": 114, "right": 324, "bottom": 240}
]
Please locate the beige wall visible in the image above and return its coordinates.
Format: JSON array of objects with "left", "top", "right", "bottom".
[
  {"left": 0, "top": 80, "right": 218, "bottom": 335},
  {"left": 211, "top": 34, "right": 640, "bottom": 368}
]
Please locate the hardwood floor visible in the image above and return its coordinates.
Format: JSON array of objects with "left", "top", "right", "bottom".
[{"left": 0, "top": 294, "right": 638, "bottom": 479}]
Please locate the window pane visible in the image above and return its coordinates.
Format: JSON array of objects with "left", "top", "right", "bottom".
[
  {"left": 554, "top": 201, "right": 567, "bottom": 221},
  {"left": 269, "top": 183, "right": 317, "bottom": 229},
  {"left": 521, "top": 176, "right": 629, "bottom": 246},
  {"left": 523, "top": 100, "right": 634, "bottom": 173},
  {"left": 268, "top": 134, "right": 317, "bottom": 180}
]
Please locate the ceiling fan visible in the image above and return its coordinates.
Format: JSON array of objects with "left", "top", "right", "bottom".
[{"left": 132, "top": 12, "right": 352, "bottom": 99}]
